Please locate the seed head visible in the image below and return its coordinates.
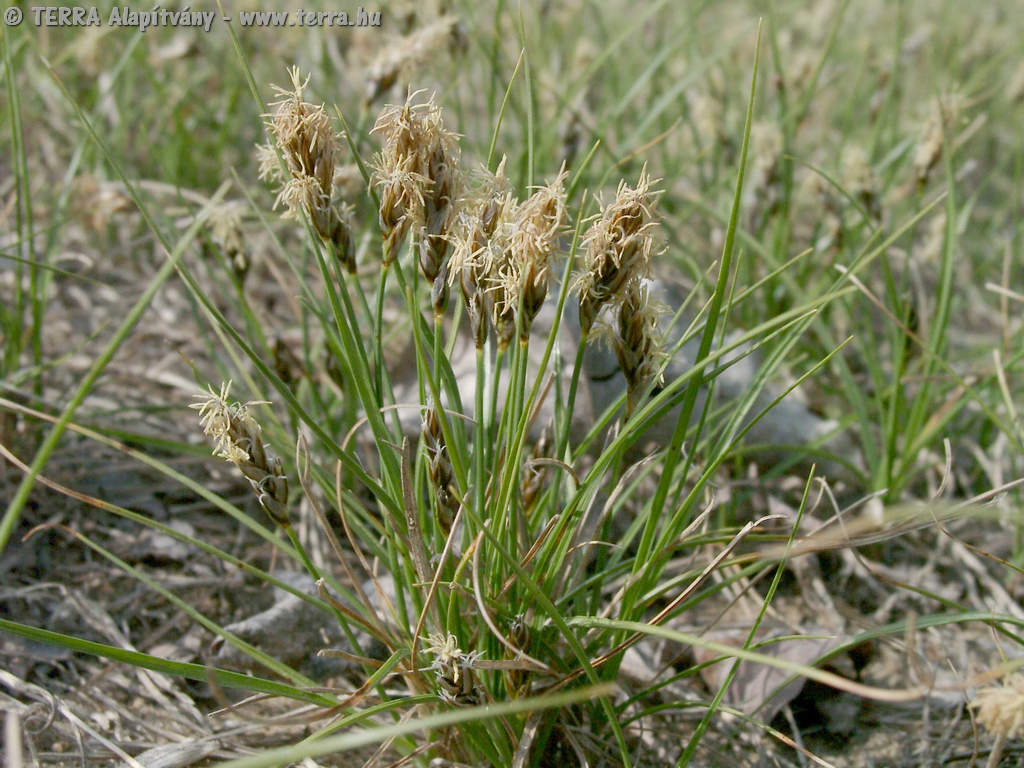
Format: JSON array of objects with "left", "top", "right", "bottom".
[
  {"left": 840, "top": 146, "right": 880, "bottom": 220},
  {"left": 272, "top": 336, "right": 304, "bottom": 388},
  {"left": 190, "top": 381, "right": 289, "bottom": 526},
  {"left": 425, "top": 632, "right": 463, "bottom": 675},
  {"left": 574, "top": 168, "right": 659, "bottom": 336},
  {"left": 418, "top": 116, "right": 461, "bottom": 313},
  {"left": 364, "top": 17, "right": 462, "bottom": 105},
  {"left": 263, "top": 68, "right": 355, "bottom": 271},
  {"left": 266, "top": 68, "right": 336, "bottom": 194},
  {"left": 607, "top": 281, "right": 666, "bottom": 416},
  {"left": 374, "top": 153, "right": 430, "bottom": 260},
  {"left": 971, "top": 674, "right": 1024, "bottom": 740},
  {"left": 370, "top": 92, "right": 460, "bottom": 268},
  {"left": 688, "top": 87, "right": 724, "bottom": 149},
  {"left": 914, "top": 91, "right": 963, "bottom": 187},
  {"left": 497, "top": 165, "right": 568, "bottom": 344},
  {"left": 749, "top": 121, "right": 783, "bottom": 200},
  {"left": 448, "top": 158, "right": 512, "bottom": 347},
  {"left": 208, "top": 201, "right": 249, "bottom": 283},
  {"left": 424, "top": 632, "right": 484, "bottom": 706},
  {"left": 505, "top": 613, "right": 532, "bottom": 693},
  {"left": 422, "top": 403, "right": 457, "bottom": 533},
  {"left": 256, "top": 142, "right": 283, "bottom": 185}
]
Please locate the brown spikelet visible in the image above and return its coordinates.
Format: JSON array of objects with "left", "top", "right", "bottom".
[
  {"left": 611, "top": 281, "right": 665, "bottom": 417},
  {"left": 272, "top": 336, "right": 304, "bottom": 388},
  {"left": 418, "top": 113, "right": 460, "bottom": 314},
  {"left": 431, "top": 258, "right": 451, "bottom": 316},
  {"left": 497, "top": 165, "right": 568, "bottom": 344},
  {"left": 422, "top": 404, "right": 457, "bottom": 533},
  {"left": 263, "top": 67, "right": 355, "bottom": 272},
  {"left": 484, "top": 186, "right": 520, "bottom": 352},
  {"left": 424, "top": 632, "right": 483, "bottom": 707},
  {"left": 370, "top": 92, "right": 460, "bottom": 271},
  {"left": 190, "top": 382, "right": 289, "bottom": 526},
  {"left": 560, "top": 97, "right": 588, "bottom": 168},
  {"left": 521, "top": 424, "right": 552, "bottom": 510},
  {"left": 748, "top": 121, "right": 784, "bottom": 228},
  {"left": 504, "top": 614, "right": 532, "bottom": 694},
  {"left": 449, "top": 158, "right": 512, "bottom": 348},
  {"left": 208, "top": 201, "right": 249, "bottom": 283},
  {"left": 840, "top": 146, "right": 881, "bottom": 221},
  {"left": 574, "top": 167, "right": 659, "bottom": 336},
  {"left": 364, "top": 17, "right": 462, "bottom": 105},
  {"left": 913, "top": 92, "right": 963, "bottom": 188},
  {"left": 374, "top": 152, "right": 429, "bottom": 261},
  {"left": 492, "top": 300, "right": 517, "bottom": 352}
]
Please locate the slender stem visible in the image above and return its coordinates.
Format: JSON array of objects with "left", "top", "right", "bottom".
[
  {"left": 489, "top": 345, "right": 507, "bottom": 470},
  {"left": 559, "top": 332, "right": 589, "bottom": 465},
  {"left": 508, "top": 339, "right": 530, "bottom": 553},
  {"left": 473, "top": 347, "right": 486, "bottom": 535},
  {"left": 433, "top": 314, "right": 444, "bottom": 408},
  {"left": 492, "top": 339, "right": 520, "bottom": 551},
  {"left": 375, "top": 257, "right": 390, "bottom": 403},
  {"left": 393, "top": 257, "right": 467, "bottom": 489},
  {"left": 284, "top": 524, "right": 321, "bottom": 583}
]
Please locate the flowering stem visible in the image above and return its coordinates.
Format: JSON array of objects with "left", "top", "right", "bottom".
[
  {"left": 557, "top": 332, "right": 588, "bottom": 466},
  {"left": 433, "top": 313, "right": 444, "bottom": 413},
  {"left": 488, "top": 345, "right": 506, "bottom": 474},
  {"left": 283, "top": 523, "right": 320, "bottom": 583},
  {"left": 489, "top": 340, "right": 516, "bottom": 554},
  {"left": 509, "top": 340, "right": 530, "bottom": 552},
  {"left": 393, "top": 256, "right": 467, "bottom": 490},
  {"left": 374, "top": 254, "right": 390, "bottom": 403},
  {"left": 473, "top": 347, "right": 486, "bottom": 534}
]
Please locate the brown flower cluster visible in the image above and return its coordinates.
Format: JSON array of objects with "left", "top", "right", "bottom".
[
  {"left": 500, "top": 167, "right": 569, "bottom": 344},
  {"left": 190, "top": 382, "right": 289, "bottom": 526},
  {"left": 260, "top": 67, "right": 354, "bottom": 272},
  {"left": 611, "top": 281, "right": 666, "bottom": 416},
  {"left": 574, "top": 168, "right": 658, "bottom": 336},
  {"left": 447, "top": 158, "right": 514, "bottom": 348},
  {"left": 575, "top": 168, "right": 664, "bottom": 414},
  {"left": 370, "top": 91, "right": 460, "bottom": 305},
  {"left": 445, "top": 162, "right": 569, "bottom": 350},
  {"left": 364, "top": 16, "right": 463, "bottom": 105},
  {"left": 422, "top": 403, "right": 457, "bottom": 532}
]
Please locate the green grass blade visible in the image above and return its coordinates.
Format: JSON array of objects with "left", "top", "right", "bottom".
[
  {"left": 211, "top": 683, "right": 615, "bottom": 768},
  {"left": 629, "top": 21, "right": 761, "bottom": 599},
  {"left": 0, "top": 619, "right": 335, "bottom": 707}
]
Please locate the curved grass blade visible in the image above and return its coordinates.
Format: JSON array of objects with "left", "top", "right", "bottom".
[
  {"left": 0, "top": 619, "right": 335, "bottom": 707},
  {"left": 211, "top": 683, "right": 615, "bottom": 768}
]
